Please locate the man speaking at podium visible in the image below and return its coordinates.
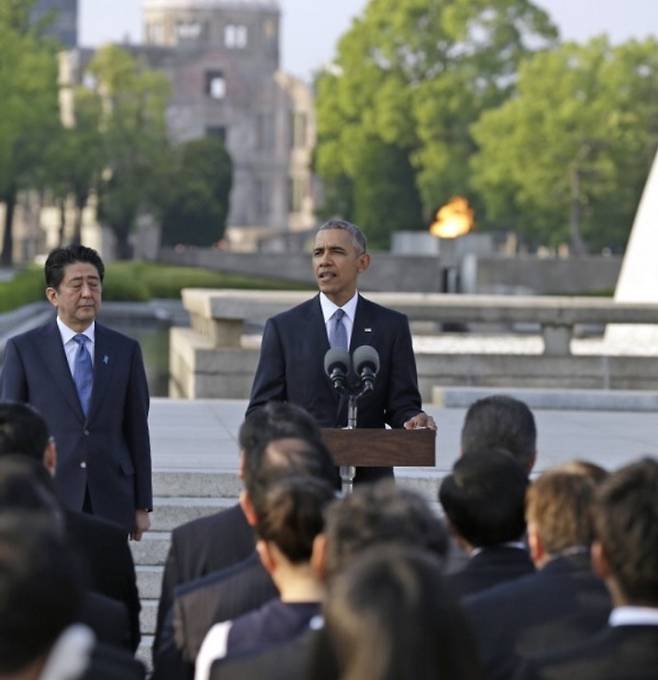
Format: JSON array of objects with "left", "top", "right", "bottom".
[{"left": 246, "top": 218, "right": 436, "bottom": 482}]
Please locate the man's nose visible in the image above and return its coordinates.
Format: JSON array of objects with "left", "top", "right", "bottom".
[{"left": 80, "top": 282, "right": 93, "bottom": 296}]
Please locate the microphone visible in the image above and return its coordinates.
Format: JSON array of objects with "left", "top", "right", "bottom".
[
  {"left": 352, "top": 345, "right": 379, "bottom": 392},
  {"left": 324, "top": 348, "right": 351, "bottom": 392}
]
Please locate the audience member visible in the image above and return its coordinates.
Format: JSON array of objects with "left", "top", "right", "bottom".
[
  {"left": 195, "top": 476, "right": 334, "bottom": 679},
  {"left": 525, "top": 457, "right": 658, "bottom": 679},
  {"left": 154, "top": 400, "right": 325, "bottom": 652},
  {"left": 0, "top": 512, "right": 144, "bottom": 679},
  {"left": 0, "top": 401, "right": 141, "bottom": 650},
  {"left": 312, "top": 546, "right": 482, "bottom": 680},
  {"left": 208, "top": 481, "right": 449, "bottom": 680},
  {"left": 439, "top": 449, "right": 534, "bottom": 597},
  {"left": 464, "top": 461, "right": 611, "bottom": 680},
  {"left": 461, "top": 395, "right": 537, "bottom": 472}
]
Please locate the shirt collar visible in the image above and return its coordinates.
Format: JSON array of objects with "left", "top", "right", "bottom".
[
  {"left": 56, "top": 317, "right": 95, "bottom": 345},
  {"left": 609, "top": 606, "right": 658, "bottom": 627},
  {"left": 470, "top": 541, "right": 527, "bottom": 557},
  {"left": 319, "top": 291, "right": 359, "bottom": 324}
]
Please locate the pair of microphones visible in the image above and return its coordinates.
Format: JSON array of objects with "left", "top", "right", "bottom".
[{"left": 324, "top": 345, "right": 380, "bottom": 394}]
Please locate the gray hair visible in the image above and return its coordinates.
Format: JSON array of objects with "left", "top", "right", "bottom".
[{"left": 317, "top": 218, "right": 367, "bottom": 254}]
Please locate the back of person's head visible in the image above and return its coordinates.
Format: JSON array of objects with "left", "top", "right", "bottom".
[
  {"left": 439, "top": 449, "right": 528, "bottom": 549},
  {"left": 255, "top": 476, "right": 335, "bottom": 564},
  {"left": 461, "top": 395, "right": 536, "bottom": 471},
  {"left": 525, "top": 465, "right": 599, "bottom": 558},
  {"left": 0, "top": 401, "right": 50, "bottom": 461},
  {"left": 556, "top": 459, "right": 608, "bottom": 485},
  {"left": 592, "top": 457, "right": 658, "bottom": 606},
  {"left": 316, "top": 546, "right": 482, "bottom": 680},
  {"left": 324, "top": 481, "right": 448, "bottom": 579},
  {"left": 44, "top": 245, "right": 105, "bottom": 289},
  {"left": 0, "top": 456, "right": 60, "bottom": 517},
  {"left": 0, "top": 512, "right": 83, "bottom": 675},
  {"left": 244, "top": 436, "right": 336, "bottom": 519}
]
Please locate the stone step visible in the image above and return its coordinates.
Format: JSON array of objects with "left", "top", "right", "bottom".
[
  {"left": 150, "top": 496, "right": 235, "bottom": 531},
  {"left": 153, "top": 470, "right": 241, "bottom": 498},
  {"left": 140, "top": 600, "right": 158, "bottom": 636},
  {"left": 131, "top": 531, "right": 171, "bottom": 566},
  {"left": 137, "top": 565, "right": 164, "bottom": 600}
]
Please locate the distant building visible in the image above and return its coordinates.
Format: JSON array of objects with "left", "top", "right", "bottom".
[{"left": 32, "top": 0, "right": 78, "bottom": 48}]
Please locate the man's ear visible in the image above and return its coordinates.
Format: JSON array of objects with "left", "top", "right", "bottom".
[
  {"left": 357, "top": 252, "right": 370, "bottom": 274},
  {"left": 45, "top": 287, "right": 58, "bottom": 307},
  {"left": 256, "top": 539, "right": 276, "bottom": 575},
  {"left": 311, "top": 533, "right": 328, "bottom": 581},
  {"left": 238, "top": 450, "right": 245, "bottom": 481},
  {"left": 591, "top": 540, "right": 611, "bottom": 581},
  {"left": 43, "top": 438, "right": 57, "bottom": 476},
  {"left": 239, "top": 490, "right": 258, "bottom": 527},
  {"left": 527, "top": 523, "right": 545, "bottom": 567}
]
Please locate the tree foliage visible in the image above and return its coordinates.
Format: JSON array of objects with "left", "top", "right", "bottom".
[
  {"left": 471, "top": 37, "right": 658, "bottom": 252},
  {"left": 160, "top": 136, "right": 233, "bottom": 247},
  {"left": 315, "top": 0, "right": 558, "bottom": 247}
]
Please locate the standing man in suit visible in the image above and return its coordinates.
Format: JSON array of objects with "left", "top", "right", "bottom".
[
  {"left": 247, "top": 218, "right": 435, "bottom": 480},
  {"left": 0, "top": 245, "right": 152, "bottom": 538}
]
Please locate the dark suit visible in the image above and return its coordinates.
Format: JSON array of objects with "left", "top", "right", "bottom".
[
  {"left": 0, "top": 319, "right": 152, "bottom": 531},
  {"left": 64, "top": 509, "right": 141, "bottom": 651},
  {"left": 446, "top": 546, "right": 535, "bottom": 598},
  {"left": 522, "top": 625, "right": 658, "bottom": 680},
  {"left": 465, "top": 554, "right": 611, "bottom": 680},
  {"left": 153, "top": 504, "right": 255, "bottom": 657},
  {"left": 80, "top": 641, "right": 146, "bottom": 679},
  {"left": 152, "top": 553, "right": 277, "bottom": 680},
  {"left": 78, "top": 591, "right": 131, "bottom": 651},
  {"left": 247, "top": 294, "right": 422, "bottom": 429}
]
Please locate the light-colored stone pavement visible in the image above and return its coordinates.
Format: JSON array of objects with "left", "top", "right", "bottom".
[{"left": 149, "top": 398, "right": 658, "bottom": 478}]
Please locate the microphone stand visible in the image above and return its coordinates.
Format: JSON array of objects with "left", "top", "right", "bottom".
[{"left": 339, "top": 383, "right": 372, "bottom": 495}]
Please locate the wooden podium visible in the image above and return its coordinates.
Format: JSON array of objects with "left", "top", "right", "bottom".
[{"left": 321, "top": 428, "right": 436, "bottom": 492}]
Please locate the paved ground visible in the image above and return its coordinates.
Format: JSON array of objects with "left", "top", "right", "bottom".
[{"left": 149, "top": 398, "right": 658, "bottom": 478}]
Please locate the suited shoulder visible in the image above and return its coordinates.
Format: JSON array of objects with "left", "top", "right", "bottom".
[
  {"left": 356, "top": 295, "right": 410, "bottom": 325},
  {"left": 268, "top": 295, "right": 320, "bottom": 325},
  {"left": 94, "top": 322, "right": 141, "bottom": 348}
]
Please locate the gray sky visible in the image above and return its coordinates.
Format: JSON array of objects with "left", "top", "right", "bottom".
[{"left": 80, "top": 0, "right": 658, "bottom": 81}]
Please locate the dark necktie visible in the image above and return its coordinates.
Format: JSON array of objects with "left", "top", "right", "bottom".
[
  {"left": 73, "top": 334, "right": 93, "bottom": 417},
  {"left": 329, "top": 308, "right": 348, "bottom": 350}
]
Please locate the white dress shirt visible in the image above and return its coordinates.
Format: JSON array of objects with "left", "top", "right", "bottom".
[
  {"left": 319, "top": 291, "right": 358, "bottom": 348},
  {"left": 609, "top": 606, "right": 658, "bottom": 627},
  {"left": 56, "top": 317, "right": 95, "bottom": 378}
]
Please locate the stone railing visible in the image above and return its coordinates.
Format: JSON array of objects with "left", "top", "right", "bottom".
[
  {"left": 169, "top": 289, "right": 658, "bottom": 399},
  {"left": 181, "top": 289, "right": 658, "bottom": 356}
]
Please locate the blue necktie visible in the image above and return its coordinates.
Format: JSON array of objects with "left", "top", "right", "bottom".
[
  {"left": 73, "top": 334, "right": 93, "bottom": 417},
  {"left": 329, "top": 309, "right": 348, "bottom": 350}
]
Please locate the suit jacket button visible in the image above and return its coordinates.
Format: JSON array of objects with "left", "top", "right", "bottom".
[
  {"left": 83, "top": 429, "right": 90, "bottom": 436},
  {"left": 80, "top": 461, "right": 87, "bottom": 469}
]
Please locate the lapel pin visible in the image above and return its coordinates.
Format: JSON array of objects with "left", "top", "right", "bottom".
[
  {"left": 364, "top": 328, "right": 372, "bottom": 333},
  {"left": 103, "top": 355, "right": 109, "bottom": 365}
]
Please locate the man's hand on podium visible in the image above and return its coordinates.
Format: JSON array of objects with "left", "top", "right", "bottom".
[{"left": 403, "top": 412, "right": 437, "bottom": 430}]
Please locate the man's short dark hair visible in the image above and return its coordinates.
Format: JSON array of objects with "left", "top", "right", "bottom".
[
  {"left": 324, "top": 481, "right": 448, "bottom": 578},
  {"left": 0, "top": 456, "right": 60, "bottom": 517},
  {"left": 317, "top": 218, "right": 367, "bottom": 254},
  {"left": 593, "top": 457, "right": 658, "bottom": 605},
  {"left": 461, "top": 395, "right": 537, "bottom": 471},
  {"left": 44, "top": 245, "right": 105, "bottom": 289},
  {"left": 0, "top": 401, "right": 49, "bottom": 461},
  {"left": 439, "top": 449, "right": 528, "bottom": 548},
  {"left": 0, "top": 513, "right": 83, "bottom": 674},
  {"left": 255, "top": 476, "right": 335, "bottom": 563}
]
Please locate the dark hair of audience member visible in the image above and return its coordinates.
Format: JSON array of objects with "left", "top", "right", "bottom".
[
  {"left": 592, "top": 457, "right": 658, "bottom": 606},
  {"left": 439, "top": 449, "right": 528, "bottom": 548},
  {"left": 0, "top": 455, "right": 61, "bottom": 518},
  {"left": 323, "top": 481, "right": 448, "bottom": 579},
  {"left": 525, "top": 467, "right": 598, "bottom": 555},
  {"left": 255, "top": 476, "right": 335, "bottom": 563},
  {"left": 310, "top": 546, "right": 483, "bottom": 680},
  {"left": 0, "top": 401, "right": 50, "bottom": 461},
  {"left": 461, "top": 395, "right": 536, "bottom": 471},
  {"left": 44, "top": 244, "right": 105, "bottom": 289},
  {"left": 244, "top": 436, "right": 336, "bottom": 519},
  {"left": 0, "top": 512, "right": 84, "bottom": 674}
]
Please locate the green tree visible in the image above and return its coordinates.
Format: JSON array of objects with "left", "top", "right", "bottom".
[
  {"left": 315, "top": 0, "right": 557, "bottom": 248},
  {"left": 88, "top": 46, "right": 171, "bottom": 259},
  {"left": 0, "top": 0, "right": 59, "bottom": 265},
  {"left": 160, "top": 136, "right": 233, "bottom": 247},
  {"left": 471, "top": 37, "right": 658, "bottom": 253}
]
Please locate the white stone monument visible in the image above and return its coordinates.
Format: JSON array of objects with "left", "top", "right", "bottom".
[{"left": 605, "top": 149, "right": 658, "bottom": 351}]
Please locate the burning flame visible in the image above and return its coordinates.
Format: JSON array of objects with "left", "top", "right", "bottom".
[{"left": 429, "top": 196, "right": 474, "bottom": 239}]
